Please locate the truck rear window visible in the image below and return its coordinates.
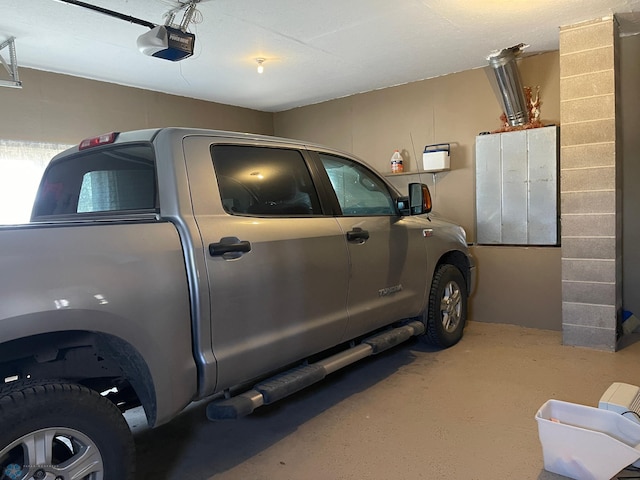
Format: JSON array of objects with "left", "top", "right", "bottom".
[{"left": 31, "top": 144, "right": 157, "bottom": 219}]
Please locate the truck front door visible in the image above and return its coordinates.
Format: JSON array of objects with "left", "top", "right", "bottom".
[{"left": 315, "top": 152, "right": 429, "bottom": 341}]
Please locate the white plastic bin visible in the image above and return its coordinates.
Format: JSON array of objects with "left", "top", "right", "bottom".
[
  {"left": 536, "top": 399, "right": 640, "bottom": 480},
  {"left": 422, "top": 143, "right": 450, "bottom": 172}
]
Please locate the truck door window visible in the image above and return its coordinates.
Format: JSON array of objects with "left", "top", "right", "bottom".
[
  {"left": 319, "top": 154, "right": 396, "bottom": 216},
  {"left": 211, "top": 145, "right": 321, "bottom": 216}
]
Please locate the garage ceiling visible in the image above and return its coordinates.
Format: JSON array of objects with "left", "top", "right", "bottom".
[{"left": 1, "top": 0, "right": 640, "bottom": 112}]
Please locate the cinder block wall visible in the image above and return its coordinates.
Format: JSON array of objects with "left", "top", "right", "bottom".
[{"left": 559, "top": 18, "right": 621, "bottom": 350}]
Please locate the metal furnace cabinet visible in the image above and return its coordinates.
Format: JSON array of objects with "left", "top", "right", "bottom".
[{"left": 475, "top": 125, "right": 559, "bottom": 245}]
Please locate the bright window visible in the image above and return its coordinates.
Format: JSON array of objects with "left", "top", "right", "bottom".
[{"left": 0, "top": 140, "right": 71, "bottom": 224}]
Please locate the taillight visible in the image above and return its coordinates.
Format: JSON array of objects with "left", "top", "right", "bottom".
[{"left": 78, "top": 132, "right": 119, "bottom": 150}]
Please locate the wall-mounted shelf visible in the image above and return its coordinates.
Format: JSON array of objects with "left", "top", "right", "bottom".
[
  {"left": 384, "top": 171, "right": 435, "bottom": 177},
  {"left": 383, "top": 171, "right": 441, "bottom": 199}
]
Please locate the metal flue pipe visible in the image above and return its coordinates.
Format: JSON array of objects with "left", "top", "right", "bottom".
[{"left": 487, "top": 43, "right": 530, "bottom": 127}]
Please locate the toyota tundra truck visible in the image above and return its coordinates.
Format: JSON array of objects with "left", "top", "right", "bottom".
[{"left": 0, "top": 128, "right": 474, "bottom": 480}]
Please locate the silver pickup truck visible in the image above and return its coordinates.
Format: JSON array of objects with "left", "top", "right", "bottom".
[{"left": 0, "top": 128, "right": 474, "bottom": 480}]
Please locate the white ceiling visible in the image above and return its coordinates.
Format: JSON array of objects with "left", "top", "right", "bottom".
[{"left": 1, "top": 0, "right": 640, "bottom": 112}]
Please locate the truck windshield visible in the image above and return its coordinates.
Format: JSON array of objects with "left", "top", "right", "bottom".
[{"left": 31, "top": 143, "right": 157, "bottom": 220}]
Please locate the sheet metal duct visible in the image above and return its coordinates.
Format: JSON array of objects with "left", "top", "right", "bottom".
[{"left": 487, "top": 44, "right": 529, "bottom": 127}]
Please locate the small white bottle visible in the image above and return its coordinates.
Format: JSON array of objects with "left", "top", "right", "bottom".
[{"left": 390, "top": 150, "right": 404, "bottom": 173}]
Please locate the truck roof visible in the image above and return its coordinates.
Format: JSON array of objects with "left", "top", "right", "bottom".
[{"left": 52, "top": 127, "right": 344, "bottom": 162}]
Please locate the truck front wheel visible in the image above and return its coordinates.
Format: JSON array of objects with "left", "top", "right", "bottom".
[
  {"left": 423, "top": 264, "right": 468, "bottom": 348},
  {"left": 0, "top": 380, "right": 134, "bottom": 480}
]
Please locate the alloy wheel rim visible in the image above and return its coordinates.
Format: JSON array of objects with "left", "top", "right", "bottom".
[
  {"left": 440, "top": 280, "right": 462, "bottom": 333},
  {"left": 0, "top": 427, "right": 104, "bottom": 480}
]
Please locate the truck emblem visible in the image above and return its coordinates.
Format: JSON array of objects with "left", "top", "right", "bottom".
[{"left": 378, "top": 284, "right": 403, "bottom": 297}]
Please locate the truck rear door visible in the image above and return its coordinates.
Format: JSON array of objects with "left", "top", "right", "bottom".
[{"left": 182, "top": 137, "right": 350, "bottom": 391}]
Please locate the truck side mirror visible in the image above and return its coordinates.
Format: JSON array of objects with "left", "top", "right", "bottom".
[{"left": 408, "top": 183, "right": 432, "bottom": 215}]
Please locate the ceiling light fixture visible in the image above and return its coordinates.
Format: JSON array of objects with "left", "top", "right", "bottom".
[{"left": 256, "top": 58, "right": 265, "bottom": 74}]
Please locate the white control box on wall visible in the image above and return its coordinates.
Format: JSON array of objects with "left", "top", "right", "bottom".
[{"left": 423, "top": 143, "right": 450, "bottom": 172}]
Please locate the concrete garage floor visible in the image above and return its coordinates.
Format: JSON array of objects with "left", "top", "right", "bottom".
[{"left": 128, "top": 322, "right": 640, "bottom": 480}]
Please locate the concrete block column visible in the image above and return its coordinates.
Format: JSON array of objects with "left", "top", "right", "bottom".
[{"left": 559, "top": 17, "right": 621, "bottom": 350}]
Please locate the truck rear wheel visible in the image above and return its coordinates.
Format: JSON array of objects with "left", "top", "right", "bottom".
[
  {"left": 423, "top": 264, "right": 468, "bottom": 348},
  {"left": 0, "top": 380, "right": 134, "bottom": 480}
]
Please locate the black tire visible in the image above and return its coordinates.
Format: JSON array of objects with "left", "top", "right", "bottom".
[
  {"left": 423, "top": 264, "right": 468, "bottom": 348},
  {"left": 0, "top": 380, "right": 135, "bottom": 480}
]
